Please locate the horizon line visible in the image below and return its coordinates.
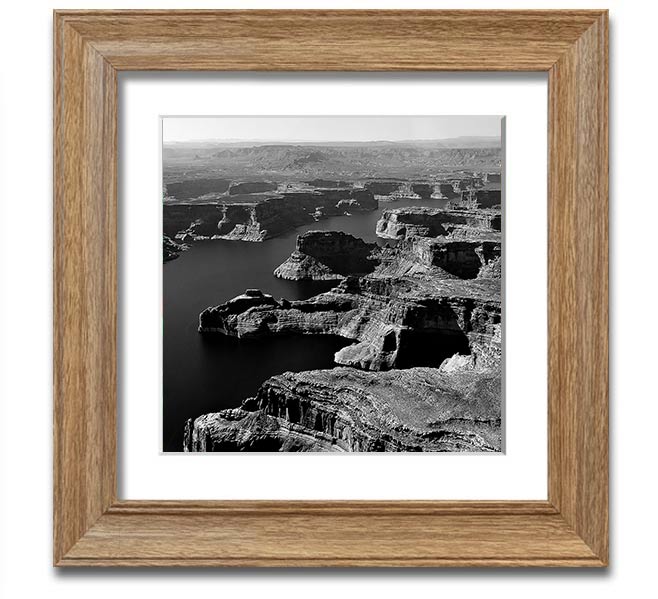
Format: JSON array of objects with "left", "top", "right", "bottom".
[{"left": 163, "top": 136, "right": 502, "bottom": 145}]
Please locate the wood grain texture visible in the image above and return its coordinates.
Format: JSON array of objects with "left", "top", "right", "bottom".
[
  {"left": 54, "top": 15, "right": 117, "bottom": 564},
  {"left": 53, "top": 10, "right": 608, "bottom": 567},
  {"left": 58, "top": 9, "right": 600, "bottom": 71},
  {"left": 547, "top": 11, "right": 609, "bottom": 564}
]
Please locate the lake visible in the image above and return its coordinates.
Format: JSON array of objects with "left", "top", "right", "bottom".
[{"left": 163, "top": 198, "right": 446, "bottom": 451}]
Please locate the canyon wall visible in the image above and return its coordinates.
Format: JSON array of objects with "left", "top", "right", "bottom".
[
  {"left": 184, "top": 367, "right": 501, "bottom": 453},
  {"left": 198, "top": 274, "right": 501, "bottom": 372},
  {"left": 376, "top": 206, "right": 501, "bottom": 239},
  {"left": 163, "top": 189, "right": 378, "bottom": 243},
  {"left": 274, "top": 231, "right": 380, "bottom": 281}
]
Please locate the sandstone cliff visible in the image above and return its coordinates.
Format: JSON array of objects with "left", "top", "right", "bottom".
[
  {"left": 377, "top": 236, "right": 501, "bottom": 281},
  {"left": 163, "top": 189, "right": 377, "bottom": 242},
  {"left": 376, "top": 206, "right": 501, "bottom": 239},
  {"left": 199, "top": 273, "right": 500, "bottom": 372},
  {"left": 184, "top": 367, "right": 501, "bottom": 452},
  {"left": 274, "top": 231, "right": 381, "bottom": 281},
  {"left": 274, "top": 229, "right": 501, "bottom": 283}
]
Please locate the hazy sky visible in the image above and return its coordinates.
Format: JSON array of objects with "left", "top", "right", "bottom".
[{"left": 162, "top": 116, "right": 502, "bottom": 143}]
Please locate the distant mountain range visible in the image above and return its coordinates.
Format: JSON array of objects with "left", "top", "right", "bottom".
[
  {"left": 163, "top": 139, "right": 502, "bottom": 182},
  {"left": 164, "top": 136, "right": 501, "bottom": 149}
]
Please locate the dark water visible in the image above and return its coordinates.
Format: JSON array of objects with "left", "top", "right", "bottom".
[{"left": 163, "top": 198, "right": 446, "bottom": 451}]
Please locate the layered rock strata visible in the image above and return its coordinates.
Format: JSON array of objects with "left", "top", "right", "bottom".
[
  {"left": 391, "top": 237, "right": 501, "bottom": 280},
  {"left": 274, "top": 231, "right": 381, "bottom": 281},
  {"left": 376, "top": 206, "right": 501, "bottom": 239},
  {"left": 163, "top": 189, "right": 377, "bottom": 242},
  {"left": 199, "top": 274, "right": 500, "bottom": 372},
  {"left": 184, "top": 367, "right": 501, "bottom": 452},
  {"left": 274, "top": 232, "right": 501, "bottom": 283}
]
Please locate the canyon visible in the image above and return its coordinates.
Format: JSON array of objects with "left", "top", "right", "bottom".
[
  {"left": 163, "top": 136, "right": 503, "bottom": 452},
  {"left": 163, "top": 189, "right": 378, "bottom": 244},
  {"left": 162, "top": 176, "right": 501, "bottom": 252},
  {"left": 188, "top": 203, "right": 502, "bottom": 452}
]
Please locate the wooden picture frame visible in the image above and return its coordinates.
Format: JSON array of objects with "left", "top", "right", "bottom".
[{"left": 53, "top": 10, "right": 608, "bottom": 567}]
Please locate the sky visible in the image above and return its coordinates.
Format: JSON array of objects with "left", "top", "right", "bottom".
[{"left": 162, "top": 115, "right": 502, "bottom": 143}]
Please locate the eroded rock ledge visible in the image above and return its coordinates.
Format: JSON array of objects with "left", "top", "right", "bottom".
[
  {"left": 184, "top": 367, "right": 501, "bottom": 453},
  {"left": 199, "top": 274, "right": 500, "bottom": 372},
  {"left": 274, "top": 230, "right": 501, "bottom": 283},
  {"left": 376, "top": 206, "right": 501, "bottom": 240},
  {"left": 274, "top": 231, "right": 380, "bottom": 281},
  {"left": 384, "top": 237, "right": 502, "bottom": 280},
  {"left": 163, "top": 189, "right": 377, "bottom": 243}
]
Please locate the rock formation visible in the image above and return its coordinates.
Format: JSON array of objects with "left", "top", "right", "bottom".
[
  {"left": 163, "top": 189, "right": 378, "bottom": 242},
  {"left": 165, "top": 178, "right": 231, "bottom": 200},
  {"left": 376, "top": 206, "right": 501, "bottom": 239},
  {"left": 274, "top": 230, "right": 501, "bottom": 283},
  {"left": 458, "top": 187, "right": 502, "bottom": 209},
  {"left": 184, "top": 367, "right": 501, "bottom": 452},
  {"left": 484, "top": 172, "right": 501, "bottom": 184},
  {"left": 190, "top": 200, "right": 502, "bottom": 452},
  {"left": 199, "top": 274, "right": 500, "bottom": 372},
  {"left": 390, "top": 237, "right": 501, "bottom": 280},
  {"left": 228, "top": 181, "right": 278, "bottom": 195},
  {"left": 431, "top": 183, "right": 459, "bottom": 200},
  {"left": 364, "top": 181, "right": 403, "bottom": 195},
  {"left": 163, "top": 235, "right": 188, "bottom": 262},
  {"left": 274, "top": 231, "right": 381, "bottom": 281},
  {"left": 411, "top": 183, "right": 433, "bottom": 199}
]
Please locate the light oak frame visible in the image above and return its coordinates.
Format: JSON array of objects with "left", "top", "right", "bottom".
[{"left": 54, "top": 10, "right": 608, "bottom": 567}]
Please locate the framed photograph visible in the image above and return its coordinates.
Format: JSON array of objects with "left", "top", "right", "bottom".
[
  {"left": 164, "top": 115, "right": 505, "bottom": 455},
  {"left": 54, "top": 10, "right": 608, "bottom": 566}
]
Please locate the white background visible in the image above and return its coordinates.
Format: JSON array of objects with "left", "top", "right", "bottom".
[
  {"left": 0, "top": 0, "right": 653, "bottom": 596},
  {"left": 121, "top": 77, "right": 546, "bottom": 500}
]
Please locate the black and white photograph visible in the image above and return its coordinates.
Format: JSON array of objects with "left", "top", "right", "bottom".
[{"left": 162, "top": 116, "right": 503, "bottom": 452}]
